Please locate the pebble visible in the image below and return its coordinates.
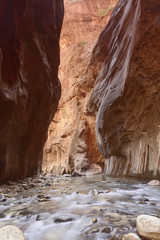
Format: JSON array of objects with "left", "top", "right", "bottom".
[{"left": 92, "top": 218, "right": 97, "bottom": 223}]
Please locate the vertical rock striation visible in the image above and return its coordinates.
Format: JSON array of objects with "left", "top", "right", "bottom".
[
  {"left": 87, "top": 0, "right": 160, "bottom": 178},
  {"left": 0, "top": 0, "right": 64, "bottom": 182}
]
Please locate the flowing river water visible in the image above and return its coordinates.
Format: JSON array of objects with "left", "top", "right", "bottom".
[{"left": 0, "top": 174, "right": 159, "bottom": 240}]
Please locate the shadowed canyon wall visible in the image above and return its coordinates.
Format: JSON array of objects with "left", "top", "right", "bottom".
[
  {"left": 0, "top": 0, "right": 64, "bottom": 182},
  {"left": 87, "top": 0, "right": 160, "bottom": 178},
  {"left": 43, "top": 0, "right": 118, "bottom": 175}
]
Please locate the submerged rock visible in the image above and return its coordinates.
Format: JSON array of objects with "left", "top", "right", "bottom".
[
  {"left": 55, "top": 216, "right": 73, "bottom": 223},
  {"left": 36, "top": 213, "right": 50, "bottom": 221},
  {"left": 0, "top": 225, "right": 25, "bottom": 240},
  {"left": 137, "top": 215, "right": 160, "bottom": 239}
]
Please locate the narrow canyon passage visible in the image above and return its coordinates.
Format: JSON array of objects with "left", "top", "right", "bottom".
[
  {"left": 0, "top": 0, "right": 160, "bottom": 239},
  {"left": 42, "top": 0, "right": 118, "bottom": 176}
]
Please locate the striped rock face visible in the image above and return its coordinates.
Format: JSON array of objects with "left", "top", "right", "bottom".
[{"left": 87, "top": 0, "right": 160, "bottom": 178}]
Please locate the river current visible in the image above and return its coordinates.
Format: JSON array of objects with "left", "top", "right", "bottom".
[{"left": 0, "top": 174, "right": 159, "bottom": 240}]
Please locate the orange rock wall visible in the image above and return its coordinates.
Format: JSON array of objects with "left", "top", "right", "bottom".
[{"left": 43, "top": 0, "right": 117, "bottom": 175}]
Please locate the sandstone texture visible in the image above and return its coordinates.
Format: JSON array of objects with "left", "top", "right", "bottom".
[
  {"left": 0, "top": 225, "right": 25, "bottom": 240},
  {"left": 87, "top": 0, "right": 160, "bottom": 178},
  {"left": 43, "top": 0, "right": 118, "bottom": 174},
  {"left": 0, "top": 1, "right": 64, "bottom": 182},
  {"left": 137, "top": 215, "right": 160, "bottom": 239}
]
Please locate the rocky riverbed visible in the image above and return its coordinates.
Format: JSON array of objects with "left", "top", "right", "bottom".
[{"left": 0, "top": 175, "right": 159, "bottom": 240}]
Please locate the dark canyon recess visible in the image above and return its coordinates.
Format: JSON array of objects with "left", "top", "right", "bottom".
[{"left": 0, "top": 0, "right": 64, "bottom": 182}]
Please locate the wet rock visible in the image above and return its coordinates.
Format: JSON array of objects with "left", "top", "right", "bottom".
[
  {"left": 38, "top": 198, "right": 50, "bottom": 203},
  {"left": 148, "top": 180, "right": 160, "bottom": 186},
  {"left": 44, "top": 182, "right": 51, "bottom": 187},
  {"left": 55, "top": 216, "right": 73, "bottom": 223},
  {"left": 19, "top": 210, "right": 33, "bottom": 217},
  {"left": 101, "top": 226, "right": 112, "bottom": 234},
  {"left": 85, "top": 225, "right": 112, "bottom": 235},
  {"left": 106, "top": 189, "right": 112, "bottom": 193},
  {"left": 122, "top": 233, "right": 141, "bottom": 240},
  {"left": 92, "top": 218, "right": 97, "bottom": 223},
  {"left": 36, "top": 213, "right": 50, "bottom": 221},
  {"left": 87, "top": 228, "right": 100, "bottom": 234},
  {"left": 77, "top": 201, "right": 92, "bottom": 205},
  {"left": 150, "top": 202, "right": 157, "bottom": 206},
  {"left": 72, "top": 171, "right": 86, "bottom": 177},
  {"left": 91, "top": 189, "right": 103, "bottom": 195},
  {"left": 0, "top": 213, "right": 5, "bottom": 218},
  {"left": 37, "top": 194, "right": 50, "bottom": 199},
  {"left": 76, "top": 190, "right": 87, "bottom": 195},
  {"left": 0, "top": 225, "right": 25, "bottom": 240},
  {"left": 137, "top": 215, "right": 160, "bottom": 239},
  {"left": 0, "top": 195, "right": 6, "bottom": 202},
  {"left": 63, "top": 174, "right": 72, "bottom": 178},
  {"left": 138, "top": 198, "right": 149, "bottom": 205}
]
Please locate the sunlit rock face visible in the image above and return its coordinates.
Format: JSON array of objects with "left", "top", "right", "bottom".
[
  {"left": 87, "top": 0, "right": 160, "bottom": 178},
  {"left": 43, "top": 0, "right": 118, "bottom": 175},
  {"left": 0, "top": 0, "right": 64, "bottom": 182},
  {"left": 61, "top": 0, "right": 118, "bottom": 49}
]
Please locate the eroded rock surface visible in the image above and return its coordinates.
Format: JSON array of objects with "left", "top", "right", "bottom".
[
  {"left": 43, "top": 0, "right": 118, "bottom": 175},
  {"left": 0, "top": 1, "right": 64, "bottom": 182},
  {"left": 87, "top": 0, "right": 160, "bottom": 178},
  {"left": 137, "top": 215, "right": 160, "bottom": 240},
  {"left": 0, "top": 225, "right": 25, "bottom": 240}
]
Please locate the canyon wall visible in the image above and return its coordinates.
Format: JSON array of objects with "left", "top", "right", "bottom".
[
  {"left": 87, "top": 0, "right": 160, "bottom": 178},
  {"left": 43, "top": 0, "right": 118, "bottom": 175},
  {"left": 0, "top": 0, "right": 64, "bottom": 182}
]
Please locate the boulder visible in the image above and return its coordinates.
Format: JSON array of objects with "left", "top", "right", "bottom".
[
  {"left": 148, "top": 180, "right": 160, "bottom": 186},
  {"left": 137, "top": 215, "right": 160, "bottom": 239},
  {"left": 0, "top": 225, "right": 25, "bottom": 240}
]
